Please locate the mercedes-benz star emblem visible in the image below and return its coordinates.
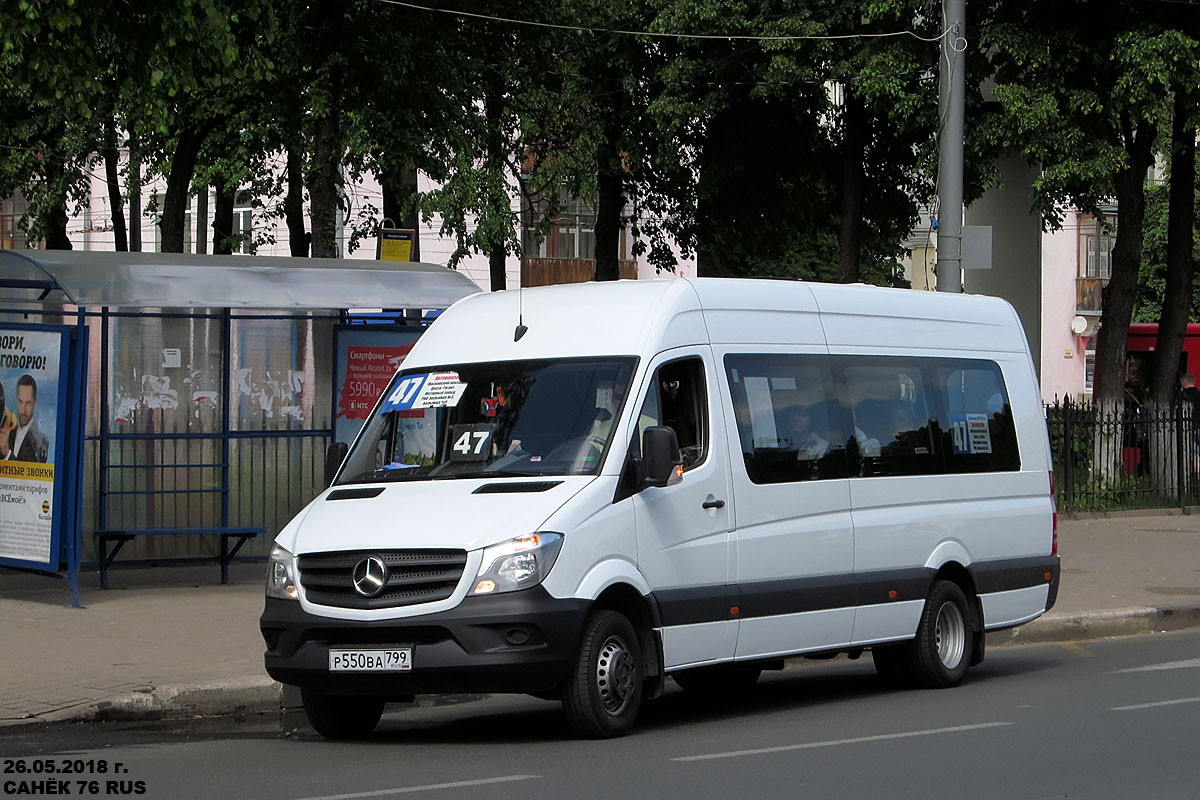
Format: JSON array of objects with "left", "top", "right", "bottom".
[{"left": 352, "top": 556, "right": 388, "bottom": 597}]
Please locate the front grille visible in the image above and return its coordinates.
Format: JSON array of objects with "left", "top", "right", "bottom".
[{"left": 299, "top": 549, "right": 468, "bottom": 610}]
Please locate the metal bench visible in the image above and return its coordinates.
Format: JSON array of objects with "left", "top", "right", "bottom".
[{"left": 95, "top": 527, "right": 265, "bottom": 588}]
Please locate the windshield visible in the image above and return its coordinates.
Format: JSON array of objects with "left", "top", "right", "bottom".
[{"left": 336, "top": 357, "right": 637, "bottom": 484}]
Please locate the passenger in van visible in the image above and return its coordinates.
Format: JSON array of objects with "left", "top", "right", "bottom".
[
  {"left": 783, "top": 404, "right": 829, "bottom": 461},
  {"left": 853, "top": 426, "right": 881, "bottom": 457}
]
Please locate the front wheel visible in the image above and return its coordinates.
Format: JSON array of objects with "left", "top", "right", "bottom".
[
  {"left": 561, "top": 610, "right": 644, "bottom": 738},
  {"left": 910, "top": 580, "right": 974, "bottom": 689},
  {"left": 301, "top": 690, "right": 385, "bottom": 739}
]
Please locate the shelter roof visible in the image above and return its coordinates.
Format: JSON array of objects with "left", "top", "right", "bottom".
[{"left": 0, "top": 249, "right": 480, "bottom": 310}]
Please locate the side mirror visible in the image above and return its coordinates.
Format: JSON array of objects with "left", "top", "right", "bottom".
[
  {"left": 324, "top": 441, "right": 349, "bottom": 488},
  {"left": 642, "top": 426, "right": 683, "bottom": 488}
]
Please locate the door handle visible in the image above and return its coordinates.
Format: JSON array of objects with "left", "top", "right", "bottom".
[{"left": 702, "top": 499, "right": 726, "bottom": 510}]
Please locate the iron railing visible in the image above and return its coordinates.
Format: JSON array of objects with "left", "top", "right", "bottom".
[{"left": 1046, "top": 398, "right": 1200, "bottom": 513}]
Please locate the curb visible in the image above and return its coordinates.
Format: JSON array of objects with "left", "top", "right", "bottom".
[
  {"left": 25, "top": 677, "right": 282, "bottom": 726},
  {"left": 987, "top": 604, "right": 1200, "bottom": 645},
  {"left": 6, "top": 606, "right": 1200, "bottom": 731}
]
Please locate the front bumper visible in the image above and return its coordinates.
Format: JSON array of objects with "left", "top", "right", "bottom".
[{"left": 260, "top": 587, "right": 589, "bottom": 697}]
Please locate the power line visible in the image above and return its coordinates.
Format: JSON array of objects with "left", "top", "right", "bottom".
[{"left": 374, "top": 0, "right": 951, "bottom": 44}]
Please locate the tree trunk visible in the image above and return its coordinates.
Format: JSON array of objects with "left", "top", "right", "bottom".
[
  {"left": 1150, "top": 88, "right": 1196, "bottom": 406},
  {"left": 212, "top": 180, "right": 235, "bottom": 255},
  {"left": 103, "top": 116, "right": 127, "bottom": 252},
  {"left": 380, "top": 166, "right": 420, "bottom": 260},
  {"left": 159, "top": 126, "right": 211, "bottom": 253},
  {"left": 43, "top": 199, "right": 72, "bottom": 250},
  {"left": 195, "top": 186, "right": 208, "bottom": 254},
  {"left": 284, "top": 147, "right": 308, "bottom": 257},
  {"left": 128, "top": 129, "right": 141, "bottom": 252},
  {"left": 310, "top": 111, "right": 341, "bottom": 258},
  {"left": 594, "top": 168, "right": 624, "bottom": 282},
  {"left": 594, "top": 74, "right": 626, "bottom": 282},
  {"left": 485, "top": 88, "right": 507, "bottom": 290},
  {"left": 837, "top": 92, "right": 868, "bottom": 284},
  {"left": 1093, "top": 117, "right": 1157, "bottom": 483},
  {"left": 309, "top": 0, "right": 345, "bottom": 259}
]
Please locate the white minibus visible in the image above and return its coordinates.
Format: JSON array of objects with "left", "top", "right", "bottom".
[{"left": 261, "top": 278, "right": 1059, "bottom": 738}]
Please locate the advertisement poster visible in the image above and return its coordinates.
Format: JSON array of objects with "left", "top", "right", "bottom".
[
  {"left": 332, "top": 326, "right": 424, "bottom": 446},
  {"left": 0, "top": 326, "right": 66, "bottom": 567}
]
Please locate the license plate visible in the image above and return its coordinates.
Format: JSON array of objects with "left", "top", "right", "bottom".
[{"left": 328, "top": 648, "right": 412, "bottom": 672}]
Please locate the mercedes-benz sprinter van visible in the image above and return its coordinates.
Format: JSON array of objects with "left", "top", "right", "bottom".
[{"left": 261, "top": 278, "right": 1059, "bottom": 739}]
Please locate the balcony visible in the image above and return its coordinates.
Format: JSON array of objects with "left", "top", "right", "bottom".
[
  {"left": 521, "top": 257, "right": 638, "bottom": 287},
  {"left": 1076, "top": 277, "right": 1104, "bottom": 315}
]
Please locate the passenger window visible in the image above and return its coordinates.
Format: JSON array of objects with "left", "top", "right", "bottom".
[
  {"left": 636, "top": 358, "right": 708, "bottom": 471},
  {"left": 840, "top": 360, "right": 941, "bottom": 477},
  {"left": 724, "top": 354, "right": 848, "bottom": 483},
  {"left": 934, "top": 362, "right": 1020, "bottom": 473}
]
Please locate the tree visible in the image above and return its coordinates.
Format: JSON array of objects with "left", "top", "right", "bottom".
[
  {"left": 982, "top": 3, "right": 1189, "bottom": 418},
  {"left": 1149, "top": 83, "right": 1199, "bottom": 407},
  {"left": 0, "top": 1, "right": 110, "bottom": 248},
  {"left": 642, "top": 0, "right": 935, "bottom": 284}
]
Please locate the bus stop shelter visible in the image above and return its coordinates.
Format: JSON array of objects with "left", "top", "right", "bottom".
[{"left": 0, "top": 249, "right": 480, "bottom": 604}]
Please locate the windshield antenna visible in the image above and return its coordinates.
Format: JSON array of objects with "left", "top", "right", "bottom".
[{"left": 514, "top": 285, "right": 528, "bottom": 341}]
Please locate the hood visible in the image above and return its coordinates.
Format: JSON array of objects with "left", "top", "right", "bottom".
[{"left": 289, "top": 476, "right": 593, "bottom": 555}]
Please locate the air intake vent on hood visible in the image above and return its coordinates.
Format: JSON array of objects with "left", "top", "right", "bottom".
[
  {"left": 472, "top": 481, "right": 563, "bottom": 494},
  {"left": 326, "top": 487, "right": 386, "bottom": 501}
]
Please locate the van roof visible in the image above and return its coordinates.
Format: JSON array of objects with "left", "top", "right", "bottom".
[{"left": 404, "top": 278, "right": 1026, "bottom": 367}]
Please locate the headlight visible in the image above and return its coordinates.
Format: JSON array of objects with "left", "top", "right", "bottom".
[
  {"left": 266, "top": 545, "right": 299, "bottom": 600},
  {"left": 471, "top": 533, "right": 563, "bottom": 595}
]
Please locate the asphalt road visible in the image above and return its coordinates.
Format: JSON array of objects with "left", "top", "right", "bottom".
[{"left": 3, "top": 630, "right": 1199, "bottom": 800}]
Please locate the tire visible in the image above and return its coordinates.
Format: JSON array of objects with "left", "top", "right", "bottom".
[
  {"left": 910, "top": 580, "right": 974, "bottom": 689},
  {"left": 672, "top": 663, "right": 762, "bottom": 694},
  {"left": 561, "top": 610, "right": 644, "bottom": 738},
  {"left": 301, "top": 690, "right": 385, "bottom": 739},
  {"left": 871, "top": 643, "right": 914, "bottom": 689}
]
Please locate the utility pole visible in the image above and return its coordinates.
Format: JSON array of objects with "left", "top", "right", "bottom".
[{"left": 936, "top": 0, "right": 965, "bottom": 293}]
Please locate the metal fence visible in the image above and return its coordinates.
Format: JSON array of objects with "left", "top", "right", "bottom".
[{"left": 1046, "top": 398, "right": 1200, "bottom": 513}]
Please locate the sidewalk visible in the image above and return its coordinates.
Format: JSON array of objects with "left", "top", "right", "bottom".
[{"left": 2, "top": 513, "right": 1198, "bottom": 729}]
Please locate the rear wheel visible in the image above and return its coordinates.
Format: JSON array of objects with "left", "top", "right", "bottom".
[
  {"left": 301, "top": 690, "right": 385, "bottom": 739},
  {"left": 561, "top": 610, "right": 644, "bottom": 738},
  {"left": 672, "top": 663, "right": 762, "bottom": 694},
  {"left": 910, "top": 580, "right": 974, "bottom": 688}
]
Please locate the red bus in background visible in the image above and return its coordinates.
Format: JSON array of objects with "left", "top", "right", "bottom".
[{"left": 1125, "top": 323, "right": 1200, "bottom": 396}]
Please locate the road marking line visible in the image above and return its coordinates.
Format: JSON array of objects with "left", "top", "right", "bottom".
[
  {"left": 672, "top": 722, "right": 1013, "bottom": 762},
  {"left": 1111, "top": 697, "right": 1200, "bottom": 712},
  {"left": 1059, "top": 642, "right": 1095, "bottom": 658},
  {"left": 293, "top": 775, "right": 540, "bottom": 800},
  {"left": 1112, "top": 658, "right": 1200, "bottom": 674}
]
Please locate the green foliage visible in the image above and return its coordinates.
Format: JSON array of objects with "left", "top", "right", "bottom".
[
  {"left": 4, "top": 0, "right": 1190, "bottom": 299},
  {"left": 1135, "top": 177, "right": 1200, "bottom": 323}
]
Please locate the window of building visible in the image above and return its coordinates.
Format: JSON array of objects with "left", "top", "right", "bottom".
[
  {"left": 1078, "top": 214, "right": 1116, "bottom": 280},
  {"left": 0, "top": 194, "right": 29, "bottom": 249},
  {"left": 232, "top": 192, "right": 255, "bottom": 254},
  {"left": 520, "top": 184, "right": 624, "bottom": 261},
  {"left": 1085, "top": 333, "right": 1098, "bottom": 395},
  {"left": 149, "top": 193, "right": 192, "bottom": 253},
  {"left": 724, "top": 354, "right": 848, "bottom": 483}
]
